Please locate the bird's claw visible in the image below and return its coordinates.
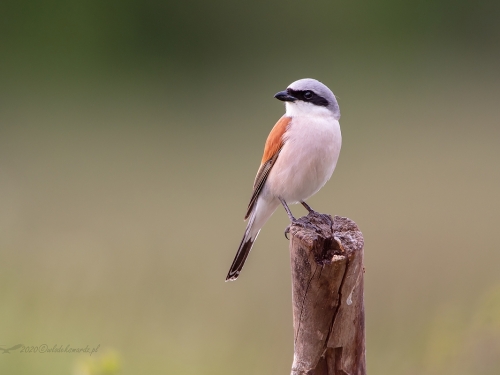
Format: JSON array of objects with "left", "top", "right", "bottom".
[
  {"left": 284, "top": 226, "right": 291, "bottom": 240},
  {"left": 284, "top": 218, "right": 300, "bottom": 240}
]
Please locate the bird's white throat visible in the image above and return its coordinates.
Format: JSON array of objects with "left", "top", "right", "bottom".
[{"left": 285, "top": 101, "right": 334, "bottom": 118}]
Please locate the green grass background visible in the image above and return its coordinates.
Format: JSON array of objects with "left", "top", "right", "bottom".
[{"left": 1, "top": 1, "right": 500, "bottom": 374}]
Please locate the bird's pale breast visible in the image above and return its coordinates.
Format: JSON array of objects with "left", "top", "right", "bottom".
[{"left": 264, "top": 115, "right": 341, "bottom": 203}]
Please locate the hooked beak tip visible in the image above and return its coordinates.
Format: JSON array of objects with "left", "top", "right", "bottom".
[{"left": 274, "top": 90, "right": 296, "bottom": 102}]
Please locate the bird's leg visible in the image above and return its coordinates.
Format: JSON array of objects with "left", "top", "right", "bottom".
[
  {"left": 279, "top": 197, "right": 297, "bottom": 239},
  {"left": 279, "top": 197, "right": 296, "bottom": 221},
  {"left": 300, "top": 201, "right": 315, "bottom": 213}
]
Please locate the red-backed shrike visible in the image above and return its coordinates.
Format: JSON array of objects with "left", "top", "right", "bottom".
[{"left": 226, "top": 78, "right": 342, "bottom": 281}]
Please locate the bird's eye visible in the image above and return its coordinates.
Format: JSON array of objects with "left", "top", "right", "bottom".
[{"left": 303, "top": 91, "right": 313, "bottom": 100}]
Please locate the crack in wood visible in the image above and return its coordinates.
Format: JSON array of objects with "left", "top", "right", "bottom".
[
  {"left": 324, "top": 255, "right": 349, "bottom": 353},
  {"left": 295, "top": 263, "right": 319, "bottom": 345}
]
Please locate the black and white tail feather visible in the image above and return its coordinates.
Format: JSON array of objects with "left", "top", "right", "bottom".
[{"left": 225, "top": 210, "right": 259, "bottom": 281}]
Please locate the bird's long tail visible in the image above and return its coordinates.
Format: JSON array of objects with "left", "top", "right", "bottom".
[{"left": 225, "top": 210, "right": 259, "bottom": 282}]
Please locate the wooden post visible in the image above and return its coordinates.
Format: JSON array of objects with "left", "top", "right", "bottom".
[{"left": 288, "top": 211, "right": 366, "bottom": 375}]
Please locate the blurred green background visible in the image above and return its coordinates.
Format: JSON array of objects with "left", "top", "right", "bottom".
[{"left": 1, "top": 1, "right": 500, "bottom": 374}]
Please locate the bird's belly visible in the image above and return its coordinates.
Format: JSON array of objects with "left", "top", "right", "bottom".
[{"left": 264, "top": 117, "right": 341, "bottom": 203}]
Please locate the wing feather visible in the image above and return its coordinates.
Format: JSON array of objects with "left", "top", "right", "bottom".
[{"left": 244, "top": 116, "right": 291, "bottom": 219}]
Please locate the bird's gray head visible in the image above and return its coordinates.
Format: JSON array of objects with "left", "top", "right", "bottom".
[{"left": 274, "top": 78, "right": 340, "bottom": 120}]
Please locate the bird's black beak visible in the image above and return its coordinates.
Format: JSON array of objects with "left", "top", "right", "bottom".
[{"left": 274, "top": 90, "right": 296, "bottom": 102}]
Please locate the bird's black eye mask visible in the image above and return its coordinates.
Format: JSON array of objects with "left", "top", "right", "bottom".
[{"left": 287, "top": 88, "right": 329, "bottom": 107}]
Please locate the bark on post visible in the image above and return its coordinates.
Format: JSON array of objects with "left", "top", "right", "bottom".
[{"left": 289, "top": 211, "right": 365, "bottom": 375}]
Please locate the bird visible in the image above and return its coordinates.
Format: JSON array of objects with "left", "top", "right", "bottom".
[{"left": 226, "top": 78, "right": 342, "bottom": 281}]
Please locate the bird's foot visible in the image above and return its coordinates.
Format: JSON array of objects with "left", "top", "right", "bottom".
[
  {"left": 301, "top": 202, "right": 333, "bottom": 226},
  {"left": 284, "top": 216, "right": 318, "bottom": 240},
  {"left": 284, "top": 218, "right": 300, "bottom": 240},
  {"left": 301, "top": 201, "right": 330, "bottom": 222},
  {"left": 309, "top": 211, "right": 333, "bottom": 225}
]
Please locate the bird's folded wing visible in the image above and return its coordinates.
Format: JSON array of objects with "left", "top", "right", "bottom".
[{"left": 244, "top": 116, "right": 291, "bottom": 219}]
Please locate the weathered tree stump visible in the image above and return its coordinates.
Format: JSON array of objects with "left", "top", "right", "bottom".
[{"left": 289, "top": 211, "right": 365, "bottom": 375}]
